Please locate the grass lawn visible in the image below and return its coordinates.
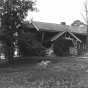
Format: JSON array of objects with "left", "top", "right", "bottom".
[{"left": 0, "top": 56, "right": 88, "bottom": 88}]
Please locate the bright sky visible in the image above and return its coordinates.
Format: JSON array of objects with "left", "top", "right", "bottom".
[{"left": 26, "top": 0, "right": 86, "bottom": 25}]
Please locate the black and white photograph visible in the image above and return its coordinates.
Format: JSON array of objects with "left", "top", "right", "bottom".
[{"left": 0, "top": 0, "right": 88, "bottom": 87}]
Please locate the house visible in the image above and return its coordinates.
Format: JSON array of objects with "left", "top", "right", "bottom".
[{"left": 23, "top": 21, "right": 87, "bottom": 56}]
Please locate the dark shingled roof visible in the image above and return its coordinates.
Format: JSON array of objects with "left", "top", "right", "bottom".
[
  {"left": 24, "top": 21, "right": 87, "bottom": 35},
  {"left": 33, "top": 21, "right": 69, "bottom": 32},
  {"left": 33, "top": 21, "right": 87, "bottom": 34}
]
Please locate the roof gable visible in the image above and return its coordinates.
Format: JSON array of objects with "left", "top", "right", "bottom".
[{"left": 51, "top": 30, "right": 82, "bottom": 42}]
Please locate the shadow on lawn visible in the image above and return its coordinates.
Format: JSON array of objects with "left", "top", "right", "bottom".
[
  {"left": 0, "top": 56, "right": 77, "bottom": 68},
  {"left": 0, "top": 56, "right": 48, "bottom": 68}
]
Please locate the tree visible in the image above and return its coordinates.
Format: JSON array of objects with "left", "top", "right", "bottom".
[
  {"left": 0, "top": 0, "right": 36, "bottom": 33},
  {"left": 81, "top": 0, "right": 88, "bottom": 54},
  {"left": 71, "top": 20, "right": 85, "bottom": 26},
  {"left": 0, "top": 0, "right": 36, "bottom": 63}
]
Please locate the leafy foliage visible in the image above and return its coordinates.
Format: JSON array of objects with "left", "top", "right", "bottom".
[
  {"left": 0, "top": 0, "right": 36, "bottom": 34},
  {"left": 71, "top": 20, "right": 85, "bottom": 26},
  {"left": 0, "top": 0, "right": 36, "bottom": 62}
]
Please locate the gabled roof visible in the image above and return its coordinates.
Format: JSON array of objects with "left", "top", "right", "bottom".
[
  {"left": 33, "top": 21, "right": 69, "bottom": 32},
  {"left": 22, "top": 21, "right": 39, "bottom": 32},
  {"left": 33, "top": 21, "right": 87, "bottom": 34},
  {"left": 23, "top": 21, "right": 87, "bottom": 35},
  {"left": 51, "top": 30, "right": 82, "bottom": 42}
]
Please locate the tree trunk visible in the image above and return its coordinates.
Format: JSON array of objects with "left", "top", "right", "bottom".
[
  {"left": 84, "top": 25, "right": 88, "bottom": 56},
  {"left": 8, "top": 41, "right": 14, "bottom": 64},
  {"left": 86, "top": 25, "right": 88, "bottom": 50}
]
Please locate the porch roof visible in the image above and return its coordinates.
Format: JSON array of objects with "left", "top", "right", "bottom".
[{"left": 50, "top": 30, "right": 82, "bottom": 43}]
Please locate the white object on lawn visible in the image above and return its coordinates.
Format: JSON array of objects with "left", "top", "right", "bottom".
[{"left": 38, "top": 60, "right": 51, "bottom": 67}]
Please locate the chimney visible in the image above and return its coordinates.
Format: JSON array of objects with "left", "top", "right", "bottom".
[{"left": 60, "top": 22, "right": 66, "bottom": 25}]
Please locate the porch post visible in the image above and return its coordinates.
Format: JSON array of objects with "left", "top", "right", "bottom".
[{"left": 41, "top": 32, "right": 44, "bottom": 44}]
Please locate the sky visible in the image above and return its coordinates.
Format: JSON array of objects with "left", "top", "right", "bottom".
[{"left": 26, "top": 0, "right": 86, "bottom": 25}]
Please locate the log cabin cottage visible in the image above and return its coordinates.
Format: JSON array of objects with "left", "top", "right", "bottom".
[
  {"left": 19, "top": 21, "right": 87, "bottom": 56},
  {"left": 0, "top": 20, "right": 87, "bottom": 58}
]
